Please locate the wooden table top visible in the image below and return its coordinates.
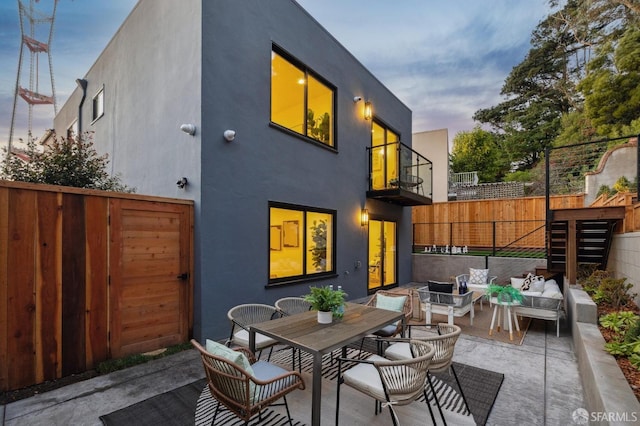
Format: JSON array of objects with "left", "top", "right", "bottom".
[{"left": 250, "top": 302, "right": 404, "bottom": 355}]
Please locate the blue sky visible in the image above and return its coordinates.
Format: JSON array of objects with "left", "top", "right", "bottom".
[{"left": 1, "top": 0, "right": 553, "bottom": 152}]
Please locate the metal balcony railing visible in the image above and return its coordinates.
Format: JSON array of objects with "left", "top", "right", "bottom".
[{"left": 367, "top": 142, "right": 432, "bottom": 205}]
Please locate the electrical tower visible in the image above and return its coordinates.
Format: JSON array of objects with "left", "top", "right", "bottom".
[{"left": 8, "top": 0, "right": 59, "bottom": 155}]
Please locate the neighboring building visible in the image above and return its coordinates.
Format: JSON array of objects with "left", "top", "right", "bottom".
[
  {"left": 53, "top": 0, "right": 432, "bottom": 342},
  {"left": 413, "top": 129, "right": 449, "bottom": 202}
]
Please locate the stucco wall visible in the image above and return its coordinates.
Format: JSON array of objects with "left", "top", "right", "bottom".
[
  {"left": 412, "top": 254, "right": 547, "bottom": 284},
  {"left": 584, "top": 142, "right": 638, "bottom": 206},
  {"left": 608, "top": 232, "right": 640, "bottom": 305},
  {"left": 413, "top": 129, "right": 449, "bottom": 203}
]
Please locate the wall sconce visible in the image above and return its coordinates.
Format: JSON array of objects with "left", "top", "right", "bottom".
[
  {"left": 176, "top": 177, "right": 188, "bottom": 189},
  {"left": 360, "top": 208, "right": 369, "bottom": 227},
  {"left": 223, "top": 129, "right": 236, "bottom": 142},
  {"left": 180, "top": 123, "right": 196, "bottom": 136},
  {"left": 364, "top": 101, "right": 373, "bottom": 120}
]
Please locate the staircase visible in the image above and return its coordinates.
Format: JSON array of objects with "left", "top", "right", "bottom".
[{"left": 547, "top": 218, "right": 619, "bottom": 273}]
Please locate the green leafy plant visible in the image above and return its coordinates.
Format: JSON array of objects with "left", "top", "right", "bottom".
[
  {"left": 309, "top": 219, "right": 327, "bottom": 271},
  {"left": 486, "top": 284, "right": 524, "bottom": 304},
  {"left": 594, "top": 277, "right": 636, "bottom": 308},
  {"left": 600, "top": 311, "right": 639, "bottom": 336},
  {"left": 579, "top": 269, "right": 610, "bottom": 296},
  {"left": 303, "top": 285, "right": 346, "bottom": 317},
  {"left": 2, "top": 133, "right": 134, "bottom": 192}
]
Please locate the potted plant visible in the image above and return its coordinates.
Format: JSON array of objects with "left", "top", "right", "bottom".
[
  {"left": 486, "top": 283, "right": 524, "bottom": 304},
  {"left": 304, "top": 285, "right": 347, "bottom": 323}
]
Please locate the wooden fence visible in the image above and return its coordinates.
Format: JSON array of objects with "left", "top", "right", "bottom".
[
  {"left": 0, "top": 180, "right": 193, "bottom": 391},
  {"left": 412, "top": 195, "right": 585, "bottom": 249}
]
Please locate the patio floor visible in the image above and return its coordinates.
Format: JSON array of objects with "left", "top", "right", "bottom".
[{"left": 1, "top": 313, "right": 584, "bottom": 425}]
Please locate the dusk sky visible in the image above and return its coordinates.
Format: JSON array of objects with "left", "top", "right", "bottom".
[{"left": 0, "top": 0, "right": 553, "bottom": 153}]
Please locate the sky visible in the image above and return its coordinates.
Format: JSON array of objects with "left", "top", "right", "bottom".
[{"left": 0, "top": 0, "right": 554, "bottom": 153}]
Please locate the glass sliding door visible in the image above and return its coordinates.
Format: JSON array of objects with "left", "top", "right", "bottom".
[{"left": 368, "top": 219, "right": 397, "bottom": 291}]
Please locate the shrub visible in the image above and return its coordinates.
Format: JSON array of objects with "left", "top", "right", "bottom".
[
  {"left": 2, "top": 133, "right": 134, "bottom": 193},
  {"left": 595, "top": 277, "right": 636, "bottom": 308},
  {"left": 580, "top": 269, "right": 611, "bottom": 296}
]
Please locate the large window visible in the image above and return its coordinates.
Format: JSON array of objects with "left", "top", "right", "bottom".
[
  {"left": 271, "top": 48, "right": 335, "bottom": 147},
  {"left": 269, "top": 203, "right": 335, "bottom": 283}
]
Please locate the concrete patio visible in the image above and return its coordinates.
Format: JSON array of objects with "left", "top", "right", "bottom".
[{"left": 1, "top": 313, "right": 584, "bottom": 426}]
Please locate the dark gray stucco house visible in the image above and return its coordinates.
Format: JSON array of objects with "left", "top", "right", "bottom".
[{"left": 53, "top": 0, "right": 432, "bottom": 342}]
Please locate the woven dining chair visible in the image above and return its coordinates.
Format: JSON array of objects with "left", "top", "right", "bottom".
[
  {"left": 335, "top": 339, "right": 435, "bottom": 426},
  {"left": 359, "top": 289, "right": 413, "bottom": 356},
  {"left": 227, "top": 304, "right": 279, "bottom": 360},
  {"left": 275, "top": 297, "right": 312, "bottom": 371},
  {"left": 191, "top": 339, "right": 305, "bottom": 426},
  {"left": 384, "top": 323, "right": 471, "bottom": 424}
]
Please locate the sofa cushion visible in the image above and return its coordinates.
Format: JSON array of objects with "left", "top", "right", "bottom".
[
  {"left": 511, "top": 277, "right": 525, "bottom": 291},
  {"left": 541, "top": 279, "right": 563, "bottom": 299},
  {"left": 529, "top": 276, "right": 546, "bottom": 293},
  {"left": 469, "top": 268, "right": 489, "bottom": 285}
]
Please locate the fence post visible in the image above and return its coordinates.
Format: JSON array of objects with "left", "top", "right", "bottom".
[
  {"left": 492, "top": 221, "right": 496, "bottom": 256},
  {"left": 449, "top": 222, "right": 453, "bottom": 254}
]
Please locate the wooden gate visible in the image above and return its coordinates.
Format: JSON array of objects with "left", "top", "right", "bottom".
[
  {"left": 0, "top": 181, "right": 193, "bottom": 391},
  {"left": 109, "top": 199, "right": 191, "bottom": 358}
]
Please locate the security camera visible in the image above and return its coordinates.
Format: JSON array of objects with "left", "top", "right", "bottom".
[
  {"left": 353, "top": 96, "right": 362, "bottom": 103},
  {"left": 176, "top": 177, "right": 188, "bottom": 189}
]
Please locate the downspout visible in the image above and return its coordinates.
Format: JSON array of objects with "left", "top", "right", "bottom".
[{"left": 75, "top": 78, "right": 88, "bottom": 137}]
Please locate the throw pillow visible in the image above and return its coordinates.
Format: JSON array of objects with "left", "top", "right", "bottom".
[
  {"left": 521, "top": 273, "right": 535, "bottom": 291},
  {"left": 427, "top": 280, "right": 454, "bottom": 294},
  {"left": 376, "top": 294, "right": 407, "bottom": 312},
  {"left": 510, "top": 277, "right": 525, "bottom": 290},
  {"left": 206, "top": 339, "right": 254, "bottom": 375},
  {"left": 469, "top": 268, "right": 489, "bottom": 285},
  {"left": 529, "top": 276, "right": 546, "bottom": 293}
]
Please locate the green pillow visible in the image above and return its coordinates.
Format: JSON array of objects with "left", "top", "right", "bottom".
[
  {"left": 376, "top": 294, "right": 407, "bottom": 312},
  {"left": 205, "top": 339, "right": 254, "bottom": 376}
]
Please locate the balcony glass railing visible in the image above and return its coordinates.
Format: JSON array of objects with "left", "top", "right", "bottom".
[{"left": 368, "top": 141, "right": 432, "bottom": 198}]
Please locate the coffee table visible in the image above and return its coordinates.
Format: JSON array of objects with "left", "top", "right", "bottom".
[{"left": 249, "top": 302, "right": 404, "bottom": 426}]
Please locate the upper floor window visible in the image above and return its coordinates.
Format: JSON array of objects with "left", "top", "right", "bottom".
[
  {"left": 271, "top": 48, "right": 335, "bottom": 147},
  {"left": 269, "top": 202, "right": 336, "bottom": 284},
  {"left": 92, "top": 88, "right": 104, "bottom": 122}
]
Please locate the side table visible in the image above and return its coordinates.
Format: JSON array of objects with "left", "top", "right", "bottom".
[{"left": 488, "top": 297, "right": 521, "bottom": 341}]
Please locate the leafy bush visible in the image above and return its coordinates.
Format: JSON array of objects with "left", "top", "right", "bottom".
[
  {"left": 600, "top": 311, "right": 639, "bottom": 336},
  {"left": 594, "top": 277, "right": 636, "bottom": 308},
  {"left": 579, "top": 269, "right": 611, "bottom": 296},
  {"left": 2, "top": 133, "right": 134, "bottom": 193}
]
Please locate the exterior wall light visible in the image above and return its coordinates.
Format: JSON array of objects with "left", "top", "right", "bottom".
[
  {"left": 176, "top": 177, "right": 188, "bottom": 188},
  {"left": 180, "top": 123, "right": 196, "bottom": 136},
  {"left": 364, "top": 101, "right": 373, "bottom": 120},
  {"left": 360, "top": 208, "right": 369, "bottom": 227},
  {"left": 353, "top": 96, "right": 362, "bottom": 103},
  {"left": 223, "top": 129, "right": 236, "bottom": 142}
]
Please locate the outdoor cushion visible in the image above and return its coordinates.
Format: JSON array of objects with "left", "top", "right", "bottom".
[
  {"left": 342, "top": 355, "right": 418, "bottom": 404},
  {"left": 206, "top": 339, "right": 255, "bottom": 377},
  {"left": 251, "top": 360, "right": 298, "bottom": 397},
  {"left": 529, "top": 277, "right": 546, "bottom": 293},
  {"left": 232, "top": 329, "right": 277, "bottom": 350},
  {"left": 469, "top": 268, "right": 489, "bottom": 285},
  {"left": 521, "top": 273, "right": 535, "bottom": 291},
  {"left": 376, "top": 294, "right": 407, "bottom": 312},
  {"left": 541, "top": 279, "right": 563, "bottom": 299},
  {"left": 510, "top": 277, "right": 525, "bottom": 290},
  {"left": 427, "top": 280, "right": 453, "bottom": 294}
]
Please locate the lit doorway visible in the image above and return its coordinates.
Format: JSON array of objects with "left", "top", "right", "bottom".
[{"left": 368, "top": 219, "right": 397, "bottom": 291}]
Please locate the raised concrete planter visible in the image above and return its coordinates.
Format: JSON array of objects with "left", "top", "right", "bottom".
[{"left": 568, "top": 288, "right": 640, "bottom": 425}]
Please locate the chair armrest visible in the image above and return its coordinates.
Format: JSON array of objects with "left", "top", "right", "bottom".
[
  {"left": 235, "top": 347, "right": 257, "bottom": 364},
  {"left": 488, "top": 276, "right": 497, "bottom": 284}
]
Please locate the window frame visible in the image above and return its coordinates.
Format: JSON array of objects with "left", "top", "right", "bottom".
[
  {"left": 270, "top": 45, "right": 337, "bottom": 150},
  {"left": 91, "top": 87, "right": 104, "bottom": 123},
  {"left": 268, "top": 201, "right": 337, "bottom": 286}
]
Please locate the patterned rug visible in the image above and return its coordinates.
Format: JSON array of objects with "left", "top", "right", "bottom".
[{"left": 101, "top": 346, "right": 503, "bottom": 426}]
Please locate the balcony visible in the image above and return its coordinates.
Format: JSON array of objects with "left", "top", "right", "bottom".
[{"left": 366, "top": 141, "right": 432, "bottom": 206}]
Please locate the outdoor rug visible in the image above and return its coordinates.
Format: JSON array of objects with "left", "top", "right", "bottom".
[{"left": 101, "top": 346, "right": 502, "bottom": 426}]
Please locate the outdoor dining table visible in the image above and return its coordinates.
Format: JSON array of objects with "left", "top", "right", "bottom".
[{"left": 249, "top": 302, "right": 404, "bottom": 426}]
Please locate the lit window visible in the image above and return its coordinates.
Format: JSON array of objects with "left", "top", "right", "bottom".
[
  {"left": 269, "top": 202, "right": 335, "bottom": 283},
  {"left": 271, "top": 48, "right": 335, "bottom": 147},
  {"left": 92, "top": 88, "right": 104, "bottom": 122}
]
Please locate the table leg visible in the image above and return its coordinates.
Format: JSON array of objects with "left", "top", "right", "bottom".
[
  {"left": 249, "top": 328, "right": 256, "bottom": 353},
  {"left": 447, "top": 305, "right": 454, "bottom": 325},
  {"left": 425, "top": 302, "right": 432, "bottom": 327},
  {"left": 514, "top": 311, "right": 521, "bottom": 336},
  {"left": 311, "top": 352, "right": 322, "bottom": 426},
  {"left": 507, "top": 307, "right": 513, "bottom": 341},
  {"left": 489, "top": 304, "right": 498, "bottom": 336}
]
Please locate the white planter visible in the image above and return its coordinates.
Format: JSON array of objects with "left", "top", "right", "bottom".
[{"left": 317, "top": 310, "right": 333, "bottom": 324}]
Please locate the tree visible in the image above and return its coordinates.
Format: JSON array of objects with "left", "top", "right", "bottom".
[
  {"left": 1, "top": 133, "right": 134, "bottom": 192},
  {"left": 450, "top": 127, "right": 509, "bottom": 183},
  {"left": 578, "top": 27, "right": 640, "bottom": 135}
]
